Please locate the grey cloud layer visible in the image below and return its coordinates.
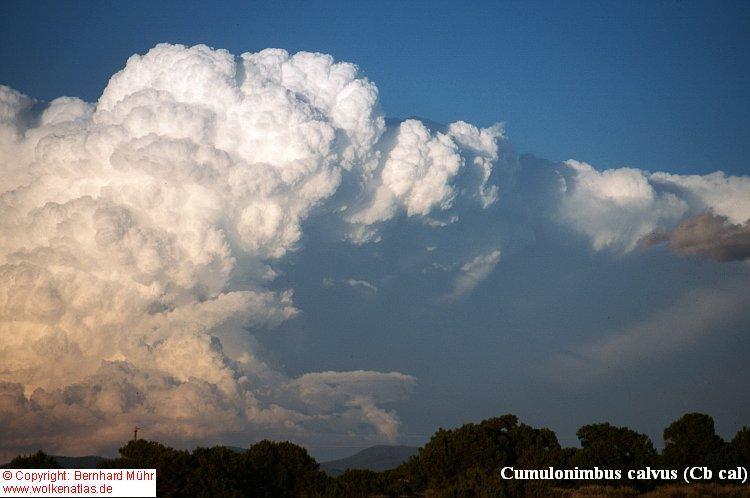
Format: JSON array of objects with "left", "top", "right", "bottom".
[{"left": 547, "top": 279, "right": 750, "bottom": 382}]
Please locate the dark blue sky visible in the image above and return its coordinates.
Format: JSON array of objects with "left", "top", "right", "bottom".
[{"left": 2, "top": 0, "right": 749, "bottom": 176}]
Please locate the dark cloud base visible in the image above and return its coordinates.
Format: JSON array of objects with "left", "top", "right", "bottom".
[{"left": 641, "top": 212, "right": 750, "bottom": 262}]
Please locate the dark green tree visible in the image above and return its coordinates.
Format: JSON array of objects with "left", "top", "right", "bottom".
[
  {"left": 242, "top": 440, "right": 329, "bottom": 497},
  {"left": 98, "top": 440, "right": 191, "bottom": 497},
  {"left": 185, "top": 446, "right": 246, "bottom": 497},
  {"left": 570, "top": 422, "right": 657, "bottom": 489},
  {"left": 325, "top": 469, "right": 391, "bottom": 497},
  {"left": 661, "top": 413, "right": 727, "bottom": 471},
  {"left": 9, "top": 451, "right": 60, "bottom": 469},
  {"left": 728, "top": 426, "right": 750, "bottom": 467},
  {"left": 410, "top": 414, "right": 562, "bottom": 496}
]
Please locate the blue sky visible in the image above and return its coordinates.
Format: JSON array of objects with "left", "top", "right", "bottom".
[
  {"left": 1, "top": 1, "right": 749, "bottom": 460},
  {"left": 2, "top": 1, "right": 749, "bottom": 175}
]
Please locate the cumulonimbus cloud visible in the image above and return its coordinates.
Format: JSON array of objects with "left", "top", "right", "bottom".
[
  {"left": 0, "top": 43, "right": 503, "bottom": 459},
  {"left": 2, "top": 41, "right": 747, "bottom": 460},
  {"left": 557, "top": 160, "right": 750, "bottom": 256}
]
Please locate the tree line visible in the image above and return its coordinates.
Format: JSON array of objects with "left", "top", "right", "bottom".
[{"left": 8, "top": 412, "right": 750, "bottom": 497}]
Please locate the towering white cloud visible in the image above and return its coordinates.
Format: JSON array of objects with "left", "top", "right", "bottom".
[
  {"left": 0, "top": 43, "right": 509, "bottom": 459},
  {"left": 346, "top": 119, "right": 504, "bottom": 242},
  {"left": 446, "top": 121, "right": 502, "bottom": 208},
  {"left": 650, "top": 171, "right": 750, "bottom": 225},
  {"left": 557, "top": 160, "right": 750, "bottom": 254},
  {"left": 558, "top": 160, "right": 687, "bottom": 251}
]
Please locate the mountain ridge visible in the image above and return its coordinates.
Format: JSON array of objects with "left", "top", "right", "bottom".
[{"left": 319, "top": 445, "right": 419, "bottom": 476}]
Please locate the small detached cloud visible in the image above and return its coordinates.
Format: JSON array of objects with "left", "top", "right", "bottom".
[
  {"left": 322, "top": 277, "right": 379, "bottom": 293},
  {"left": 449, "top": 249, "right": 501, "bottom": 299},
  {"left": 346, "top": 279, "right": 379, "bottom": 293}
]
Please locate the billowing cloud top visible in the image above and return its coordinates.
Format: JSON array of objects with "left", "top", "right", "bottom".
[
  {"left": 558, "top": 160, "right": 750, "bottom": 255},
  {"left": 0, "top": 44, "right": 503, "bottom": 459}
]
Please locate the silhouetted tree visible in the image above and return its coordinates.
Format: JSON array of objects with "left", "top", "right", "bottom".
[
  {"left": 98, "top": 440, "right": 191, "bottom": 497},
  {"left": 325, "top": 469, "right": 392, "bottom": 497},
  {"left": 185, "top": 446, "right": 246, "bottom": 497},
  {"left": 11, "top": 412, "right": 744, "bottom": 497},
  {"left": 242, "top": 440, "right": 329, "bottom": 497},
  {"left": 570, "top": 422, "right": 657, "bottom": 489},
  {"left": 728, "top": 426, "right": 750, "bottom": 468},
  {"left": 9, "top": 451, "right": 60, "bottom": 469},
  {"left": 661, "top": 413, "right": 727, "bottom": 472},
  {"left": 410, "top": 414, "right": 562, "bottom": 496}
]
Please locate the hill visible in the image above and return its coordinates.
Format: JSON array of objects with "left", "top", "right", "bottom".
[
  {"left": 52, "top": 455, "right": 106, "bottom": 468},
  {"left": 320, "top": 445, "right": 419, "bottom": 476},
  {"left": 1, "top": 455, "right": 105, "bottom": 469}
]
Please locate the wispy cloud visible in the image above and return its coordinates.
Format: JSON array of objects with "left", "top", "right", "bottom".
[
  {"left": 322, "top": 278, "right": 379, "bottom": 293},
  {"left": 448, "top": 249, "right": 501, "bottom": 299},
  {"left": 346, "top": 279, "right": 379, "bottom": 293},
  {"left": 546, "top": 279, "right": 750, "bottom": 383}
]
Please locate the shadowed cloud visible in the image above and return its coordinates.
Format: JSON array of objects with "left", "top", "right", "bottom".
[{"left": 641, "top": 211, "right": 750, "bottom": 262}]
